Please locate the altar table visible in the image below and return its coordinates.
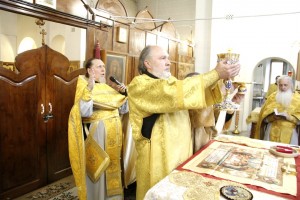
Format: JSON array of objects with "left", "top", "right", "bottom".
[{"left": 145, "top": 135, "right": 300, "bottom": 200}]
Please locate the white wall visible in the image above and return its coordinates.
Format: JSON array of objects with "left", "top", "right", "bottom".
[
  {"left": 194, "top": 0, "right": 212, "bottom": 73},
  {"left": 0, "top": 10, "right": 86, "bottom": 67},
  {"left": 4, "top": 1, "right": 298, "bottom": 132},
  {"left": 206, "top": 0, "right": 300, "bottom": 131},
  {"left": 48, "top": 22, "right": 84, "bottom": 61}
]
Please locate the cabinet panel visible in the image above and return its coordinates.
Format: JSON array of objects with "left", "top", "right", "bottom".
[
  {"left": 45, "top": 47, "right": 85, "bottom": 182},
  {"left": 46, "top": 76, "right": 81, "bottom": 181},
  {"left": 0, "top": 49, "right": 47, "bottom": 199},
  {"left": 0, "top": 45, "right": 85, "bottom": 199}
]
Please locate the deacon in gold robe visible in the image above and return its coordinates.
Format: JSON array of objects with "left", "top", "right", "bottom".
[
  {"left": 255, "top": 75, "right": 300, "bottom": 145},
  {"left": 188, "top": 77, "right": 245, "bottom": 153},
  {"left": 185, "top": 72, "right": 217, "bottom": 152},
  {"left": 68, "top": 58, "right": 129, "bottom": 200},
  {"left": 189, "top": 106, "right": 217, "bottom": 152},
  {"left": 127, "top": 45, "right": 241, "bottom": 200}
]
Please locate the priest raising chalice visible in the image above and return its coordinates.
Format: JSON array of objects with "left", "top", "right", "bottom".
[{"left": 214, "top": 50, "right": 248, "bottom": 135}]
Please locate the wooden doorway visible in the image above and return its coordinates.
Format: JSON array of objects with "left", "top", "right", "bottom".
[{"left": 0, "top": 45, "right": 85, "bottom": 199}]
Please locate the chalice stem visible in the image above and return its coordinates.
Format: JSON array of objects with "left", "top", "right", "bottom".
[{"left": 224, "top": 79, "right": 232, "bottom": 100}]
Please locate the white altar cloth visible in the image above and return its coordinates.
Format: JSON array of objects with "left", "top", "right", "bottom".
[{"left": 145, "top": 135, "right": 298, "bottom": 200}]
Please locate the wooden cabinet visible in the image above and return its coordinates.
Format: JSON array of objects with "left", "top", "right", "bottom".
[{"left": 0, "top": 45, "right": 85, "bottom": 199}]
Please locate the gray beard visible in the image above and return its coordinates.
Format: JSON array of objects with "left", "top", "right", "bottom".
[
  {"left": 160, "top": 71, "right": 171, "bottom": 80},
  {"left": 276, "top": 90, "right": 293, "bottom": 108}
]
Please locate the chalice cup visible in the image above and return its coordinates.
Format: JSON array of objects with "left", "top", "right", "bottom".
[{"left": 214, "top": 51, "right": 240, "bottom": 111}]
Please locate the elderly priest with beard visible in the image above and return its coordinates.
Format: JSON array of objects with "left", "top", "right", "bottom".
[{"left": 255, "top": 75, "right": 300, "bottom": 145}]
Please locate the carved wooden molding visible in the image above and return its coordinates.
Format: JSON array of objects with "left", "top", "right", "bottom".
[
  {"left": 159, "top": 22, "right": 177, "bottom": 39},
  {"left": 134, "top": 8, "right": 156, "bottom": 31},
  {"left": 0, "top": 0, "right": 93, "bottom": 28}
]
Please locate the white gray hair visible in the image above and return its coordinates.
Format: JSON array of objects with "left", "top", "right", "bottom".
[
  {"left": 277, "top": 75, "right": 294, "bottom": 90},
  {"left": 138, "top": 46, "right": 153, "bottom": 74}
]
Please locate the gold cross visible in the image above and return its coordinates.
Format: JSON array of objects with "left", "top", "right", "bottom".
[{"left": 40, "top": 29, "right": 47, "bottom": 45}]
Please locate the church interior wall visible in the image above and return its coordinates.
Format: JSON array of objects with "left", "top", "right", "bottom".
[
  {"left": 1, "top": 0, "right": 300, "bottom": 137},
  {"left": 209, "top": 0, "right": 300, "bottom": 131},
  {"left": 1, "top": 0, "right": 300, "bottom": 198}
]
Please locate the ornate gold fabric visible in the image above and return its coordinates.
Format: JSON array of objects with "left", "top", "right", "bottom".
[
  {"left": 189, "top": 106, "right": 217, "bottom": 152},
  {"left": 121, "top": 113, "right": 137, "bottom": 188},
  {"left": 246, "top": 107, "right": 261, "bottom": 124},
  {"left": 265, "top": 83, "right": 277, "bottom": 98},
  {"left": 68, "top": 104, "right": 86, "bottom": 200},
  {"left": 85, "top": 122, "right": 110, "bottom": 183},
  {"left": 127, "top": 72, "right": 222, "bottom": 200},
  {"left": 189, "top": 106, "right": 215, "bottom": 128},
  {"left": 169, "top": 171, "right": 247, "bottom": 200},
  {"left": 254, "top": 92, "right": 300, "bottom": 143},
  {"left": 204, "top": 71, "right": 223, "bottom": 105},
  {"left": 102, "top": 116, "right": 123, "bottom": 196},
  {"left": 268, "top": 120, "right": 296, "bottom": 143},
  {"left": 68, "top": 75, "right": 126, "bottom": 199}
]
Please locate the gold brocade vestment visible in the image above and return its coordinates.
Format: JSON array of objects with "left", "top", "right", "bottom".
[
  {"left": 254, "top": 92, "right": 300, "bottom": 143},
  {"left": 265, "top": 83, "right": 277, "bottom": 99},
  {"left": 189, "top": 106, "right": 216, "bottom": 152},
  {"left": 127, "top": 70, "right": 222, "bottom": 200},
  {"left": 68, "top": 75, "right": 126, "bottom": 200}
]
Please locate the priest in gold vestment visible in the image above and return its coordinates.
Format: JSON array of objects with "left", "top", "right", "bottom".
[
  {"left": 68, "top": 58, "right": 129, "bottom": 200},
  {"left": 255, "top": 75, "right": 300, "bottom": 145},
  {"left": 127, "top": 45, "right": 241, "bottom": 200}
]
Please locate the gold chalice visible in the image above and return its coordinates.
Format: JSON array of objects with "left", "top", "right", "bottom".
[{"left": 214, "top": 51, "right": 240, "bottom": 111}]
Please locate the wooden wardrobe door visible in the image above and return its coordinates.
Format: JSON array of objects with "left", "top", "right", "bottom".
[
  {"left": 44, "top": 46, "right": 85, "bottom": 182},
  {"left": 0, "top": 48, "right": 47, "bottom": 199},
  {"left": 0, "top": 45, "right": 86, "bottom": 199}
]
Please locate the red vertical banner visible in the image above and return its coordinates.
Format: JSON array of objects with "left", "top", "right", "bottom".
[{"left": 94, "top": 40, "right": 101, "bottom": 59}]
